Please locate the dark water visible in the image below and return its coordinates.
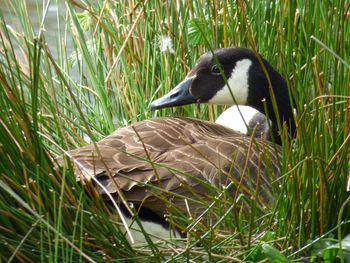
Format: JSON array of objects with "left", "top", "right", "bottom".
[
  {"left": 1, "top": 0, "right": 71, "bottom": 59},
  {"left": 2, "top": 1, "right": 62, "bottom": 40}
]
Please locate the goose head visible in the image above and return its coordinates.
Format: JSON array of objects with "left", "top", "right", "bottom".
[{"left": 150, "top": 47, "right": 295, "bottom": 144}]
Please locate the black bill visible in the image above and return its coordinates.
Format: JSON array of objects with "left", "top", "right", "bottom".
[{"left": 150, "top": 76, "right": 197, "bottom": 110}]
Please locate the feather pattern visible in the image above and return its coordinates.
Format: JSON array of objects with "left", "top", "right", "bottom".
[{"left": 57, "top": 116, "right": 281, "bottom": 218}]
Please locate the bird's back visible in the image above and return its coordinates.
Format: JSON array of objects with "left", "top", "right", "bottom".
[{"left": 56, "top": 116, "right": 281, "bottom": 218}]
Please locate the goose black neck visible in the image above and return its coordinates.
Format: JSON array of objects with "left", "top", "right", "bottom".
[{"left": 247, "top": 59, "right": 296, "bottom": 144}]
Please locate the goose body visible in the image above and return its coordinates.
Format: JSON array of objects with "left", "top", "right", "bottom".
[
  {"left": 58, "top": 47, "right": 295, "bottom": 242},
  {"left": 61, "top": 117, "right": 279, "bottom": 243}
]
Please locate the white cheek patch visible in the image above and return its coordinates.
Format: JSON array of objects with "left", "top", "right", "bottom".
[{"left": 209, "top": 58, "right": 252, "bottom": 105}]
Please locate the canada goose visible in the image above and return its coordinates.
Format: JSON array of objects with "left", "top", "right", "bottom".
[
  {"left": 57, "top": 47, "right": 295, "bottom": 242},
  {"left": 150, "top": 47, "right": 295, "bottom": 144},
  {"left": 215, "top": 105, "right": 270, "bottom": 139}
]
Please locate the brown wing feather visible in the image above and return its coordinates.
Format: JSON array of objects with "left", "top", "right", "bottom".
[{"left": 56, "top": 117, "right": 281, "bottom": 217}]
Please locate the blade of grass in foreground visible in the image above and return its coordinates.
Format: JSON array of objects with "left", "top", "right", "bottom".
[{"left": 0, "top": 180, "right": 96, "bottom": 263}]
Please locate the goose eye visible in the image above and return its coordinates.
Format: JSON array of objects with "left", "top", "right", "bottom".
[{"left": 211, "top": 64, "right": 222, "bottom": 75}]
